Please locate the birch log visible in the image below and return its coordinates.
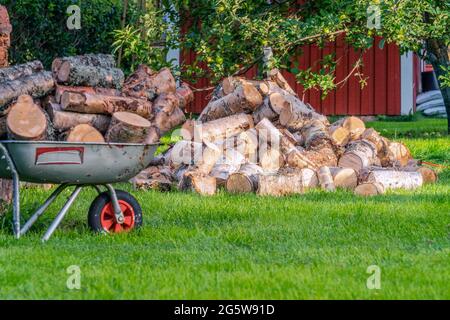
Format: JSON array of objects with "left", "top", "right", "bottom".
[{"left": 226, "top": 163, "right": 264, "bottom": 193}]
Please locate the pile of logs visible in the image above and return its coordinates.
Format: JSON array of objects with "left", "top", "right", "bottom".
[
  {"left": 133, "top": 70, "right": 437, "bottom": 196},
  {"left": 0, "top": 54, "right": 193, "bottom": 144}
]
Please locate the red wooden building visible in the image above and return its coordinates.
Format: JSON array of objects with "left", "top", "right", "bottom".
[{"left": 176, "top": 35, "right": 420, "bottom": 116}]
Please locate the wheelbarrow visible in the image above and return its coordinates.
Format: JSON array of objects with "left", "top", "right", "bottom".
[{"left": 0, "top": 141, "right": 158, "bottom": 241}]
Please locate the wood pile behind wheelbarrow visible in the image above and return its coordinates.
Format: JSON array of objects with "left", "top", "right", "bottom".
[
  {"left": 0, "top": 54, "right": 193, "bottom": 145},
  {"left": 133, "top": 70, "right": 438, "bottom": 196}
]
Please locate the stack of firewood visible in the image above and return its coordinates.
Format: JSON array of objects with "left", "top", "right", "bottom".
[
  {"left": 0, "top": 54, "right": 193, "bottom": 144},
  {"left": 133, "top": 70, "right": 437, "bottom": 196}
]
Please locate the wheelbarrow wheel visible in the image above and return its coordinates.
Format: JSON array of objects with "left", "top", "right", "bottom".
[{"left": 88, "top": 190, "right": 143, "bottom": 233}]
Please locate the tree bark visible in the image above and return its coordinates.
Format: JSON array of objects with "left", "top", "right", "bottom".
[
  {"left": 45, "top": 102, "right": 111, "bottom": 133},
  {"left": 61, "top": 92, "right": 153, "bottom": 118},
  {"left": 178, "top": 170, "right": 217, "bottom": 195},
  {"left": 318, "top": 166, "right": 336, "bottom": 191},
  {"left": 7, "top": 95, "right": 47, "bottom": 140},
  {"left": 198, "top": 83, "right": 262, "bottom": 122},
  {"left": 194, "top": 113, "right": 254, "bottom": 143},
  {"left": 0, "top": 71, "right": 55, "bottom": 110},
  {"left": 55, "top": 64, "right": 124, "bottom": 89},
  {"left": 65, "top": 124, "right": 105, "bottom": 143},
  {"left": 226, "top": 163, "right": 264, "bottom": 193},
  {"left": 329, "top": 167, "right": 358, "bottom": 189},
  {"left": 105, "top": 112, "right": 151, "bottom": 143},
  {"left": 0, "top": 60, "right": 43, "bottom": 82},
  {"left": 359, "top": 169, "right": 423, "bottom": 190},
  {"left": 338, "top": 139, "right": 379, "bottom": 172},
  {"left": 210, "top": 163, "right": 241, "bottom": 187},
  {"left": 257, "top": 171, "right": 306, "bottom": 196}
]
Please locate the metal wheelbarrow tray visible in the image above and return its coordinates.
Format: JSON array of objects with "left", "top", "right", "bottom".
[{"left": 0, "top": 141, "right": 158, "bottom": 241}]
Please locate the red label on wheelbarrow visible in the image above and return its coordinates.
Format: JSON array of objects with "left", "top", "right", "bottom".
[{"left": 35, "top": 147, "right": 84, "bottom": 165}]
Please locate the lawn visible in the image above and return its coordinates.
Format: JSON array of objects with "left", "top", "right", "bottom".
[{"left": 0, "top": 119, "right": 449, "bottom": 300}]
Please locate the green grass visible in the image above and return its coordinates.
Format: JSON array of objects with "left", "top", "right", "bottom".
[
  {"left": 366, "top": 117, "right": 447, "bottom": 139},
  {"left": 0, "top": 124, "right": 449, "bottom": 299}
]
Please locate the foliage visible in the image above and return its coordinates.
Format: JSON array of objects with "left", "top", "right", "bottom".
[
  {"left": 112, "top": 2, "right": 177, "bottom": 74},
  {"left": 2, "top": 0, "right": 124, "bottom": 68}
]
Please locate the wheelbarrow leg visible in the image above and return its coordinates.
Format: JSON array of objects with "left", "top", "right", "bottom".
[
  {"left": 104, "top": 184, "right": 125, "bottom": 224},
  {"left": 20, "top": 184, "right": 68, "bottom": 236},
  {"left": 42, "top": 186, "right": 83, "bottom": 242}
]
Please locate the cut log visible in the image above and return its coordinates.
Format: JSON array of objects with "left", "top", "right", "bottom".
[
  {"left": 178, "top": 171, "right": 216, "bottom": 195},
  {"left": 279, "top": 167, "right": 319, "bottom": 188},
  {"left": 175, "top": 82, "right": 194, "bottom": 109},
  {"left": 301, "top": 120, "right": 333, "bottom": 149},
  {"left": 0, "top": 60, "right": 43, "bottom": 82},
  {"left": 267, "top": 69, "right": 296, "bottom": 96},
  {"left": 257, "top": 172, "right": 306, "bottom": 196},
  {"left": 360, "top": 166, "right": 437, "bottom": 185},
  {"left": 180, "top": 119, "right": 198, "bottom": 141},
  {"left": 330, "top": 116, "right": 365, "bottom": 141},
  {"left": 256, "top": 118, "right": 316, "bottom": 169},
  {"left": 61, "top": 92, "right": 153, "bottom": 118},
  {"left": 196, "top": 143, "right": 222, "bottom": 175},
  {"left": 354, "top": 182, "right": 385, "bottom": 196},
  {"left": 198, "top": 83, "right": 262, "bottom": 122},
  {"left": 54, "top": 85, "right": 120, "bottom": 103},
  {"left": 169, "top": 141, "right": 203, "bottom": 167},
  {"left": 52, "top": 54, "right": 116, "bottom": 76},
  {"left": 338, "top": 139, "right": 378, "bottom": 172},
  {"left": 226, "top": 163, "right": 264, "bottom": 193},
  {"left": 144, "top": 126, "right": 160, "bottom": 144},
  {"left": 268, "top": 92, "right": 290, "bottom": 114},
  {"left": 131, "top": 166, "right": 173, "bottom": 191},
  {"left": 279, "top": 96, "right": 328, "bottom": 131},
  {"left": 65, "top": 124, "right": 105, "bottom": 143},
  {"left": 45, "top": 102, "right": 111, "bottom": 133},
  {"left": 259, "top": 148, "right": 285, "bottom": 172},
  {"left": 304, "top": 147, "right": 338, "bottom": 168},
  {"left": 416, "top": 167, "right": 437, "bottom": 184},
  {"left": 253, "top": 97, "right": 278, "bottom": 124},
  {"left": 105, "top": 112, "right": 151, "bottom": 143},
  {"left": 388, "top": 142, "right": 412, "bottom": 167},
  {"left": 55, "top": 63, "right": 124, "bottom": 89},
  {"left": 153, "top": 93, "right": 179, "bottom": 114},
  {"left": 318, "top": 166, "right": 336, "bottom": 191},
  {"left": 154, "top": 107, "right": 186, "bottom": 135},
  {"left": 329, "top": 167, "right": 358, "bottom": 189},
  {"left": 238, "top": 128, "right": 259, "bottom": 163},
  {"left": 0, "top": 71, "right": 55, "bottom": 110},
  {"left": 329, "top": 125, "right": 350, "bottom": 146},
  {"left": 210, "top": 163, "right": 241, "bottom": 187},
  {"left": 362, "top": 169, "right": 423, "bottom": 190},
  {"left": 6, "top": 95, "right": 47, "bottom": 140},
  {"left": 122, "top": 66, "right": 176, "bottom": 100},
  {"left": 194, "top": 113, "right": 254, "bottom": 143}
]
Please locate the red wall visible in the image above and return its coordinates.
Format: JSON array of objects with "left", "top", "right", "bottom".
[{"left": 181, "top": 35, "right": 402, "bottom": 116}]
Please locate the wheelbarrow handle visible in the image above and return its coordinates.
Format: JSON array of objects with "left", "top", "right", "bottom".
[{"left": 0, "top": 143, "right": 21, "bottom": 238}]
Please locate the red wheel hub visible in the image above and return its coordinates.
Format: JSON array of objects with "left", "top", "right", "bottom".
[{"left": 100, "top": 200, "right": 135, "bottom": 233}]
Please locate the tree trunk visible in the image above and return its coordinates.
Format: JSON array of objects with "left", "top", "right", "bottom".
[
  {"left": 359, "top": 169, "right": 423, "bottom": 190},
  {"left": 194, "top": 113, "right": 254, "bottom": 143},
  {"left": 105, "top": 112, "right": 151, "bottom": 143},
  {"left": 178, "top": 171, "right": 217, "bottom": 195},
  {"left": 198, "top": 83, "right": 262, "bottom": 122},
  {"left": 226, "top": 163, "right": 264, "bottom": 193},
  {"left": 61, "top": 92, "right": 153, "bottom": 118},
  {"left": 0, "top": 71, "right": 55, "bottom": 110},
  {"left": 0, "top": 60, "right": 43, "bottom": 82},
  {"left": 45, "top": 102, "right": 111, "bottom": 133},
  {"left": 257, "top": 172, "right": 306, "bottom": 196},
  {"left": 426, "top": 39, "right": 450, "bottom": 133},
  {"left": 7, "top": 95, "right": 47, "bottom": 140},
  {"left": 122, "top": 66, "right": 177, "bottom": 100},
  {"left": 65, "top": 124, "right": 105, "bottom": 143},
  {"left": 55, "top": 64, "right": 124, "bottom": 89}
]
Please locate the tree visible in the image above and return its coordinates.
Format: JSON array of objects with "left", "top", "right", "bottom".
[{"left": 162, "top": 0, "right": 450, "bottom": 132}]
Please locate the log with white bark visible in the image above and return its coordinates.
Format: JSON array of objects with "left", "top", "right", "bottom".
[
  {"left": 0, "top": 71, "right": 55, "bottom": 110},
  {"left": 267, "top": 69, "right": 296, "bottom": 96},
  {"left": 259, "top": 147, "right": 285, "bottom": 172},
  {"left": 388, "top": 142, "right": 412, "bottom": 167},
  {"left": 354, "top": 182, "right": 385, "bottom": 196},
  {"left": 360, "top": 169, "right": 423, "bottom": 191},
  {"left": 329, "top": 167, "right": 358, "bottom": 189},
  {"left": 338, "top": 139, "right": 379, "bottom": 172},
  {"left": 238, "top": 128, "right": 259, "bottom": 163},
  {"left": 178, "top": 171, "right": 217, "bottom": 195},
  {"left": 169, "top": 140, "right": 203, "bottom": 168},
  {"left": 329, "top": 116, "right": 365, "bottom": 141},
  {"left": 279, "top": 96, "right": 328, "bottom": 131},
  {"left": 105, "top": 112, "right": 151, "bottom": 143},
  {"left": 253, "top": 97, "right": 278, "bottom": 124},
  {"left": 196, "top": 143, "right": 222, "bottom": 175},
  {"left": 279, "top": 167, "right": 319, "bottom": 188},
  {"left": 0, "top": 60, "right": 43, "bottom": 82},
  {"left": 55, "top": 64, "right": 124, "bottom": 89},
  {"left": 360, "top": 165, "right": 437, "bottom": 185},
  {"left": 45, "top": 102, "right": 111, "bottom": 133},
  {"left": 65, "top": 124, "right": 105, "bottom": 143},
  {"left": 226, "top": 164, "right": 264, "bottom": 193},
  {"left": 61, "top": 92, "right": 153, "bottom": 118},
  {"left": 257, "top": 172, "right": 306, "bottom": 196},
  {"left": 6, "top": 95, "right": 48, "bottom": 140},
  {"left": 318, "top": 166, "right": 336, "bottom": 192},
  {"left": 122, "top": 66, "right": 176, "bottom": 100},
  {"left": 194, "top": 113, "right": 254, "bottom": 143},
  {"left": 52, "top": 54, "right": 116, "bottom": 76},
  {"left": 198, "top": 83, "right": 262, "bottom": 122}
]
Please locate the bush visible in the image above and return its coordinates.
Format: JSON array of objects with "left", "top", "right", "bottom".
[{"left": 3, "top": 0, "right": 124, "bottom": 68}]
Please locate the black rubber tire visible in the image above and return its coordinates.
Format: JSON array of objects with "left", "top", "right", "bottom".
[{"left": 88, "top": 189, "right": 143, "bottom": 233}]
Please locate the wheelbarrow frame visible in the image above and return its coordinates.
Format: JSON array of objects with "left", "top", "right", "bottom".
[{"left": 0, "top": 141, "right": 158, "bottom": 241}]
